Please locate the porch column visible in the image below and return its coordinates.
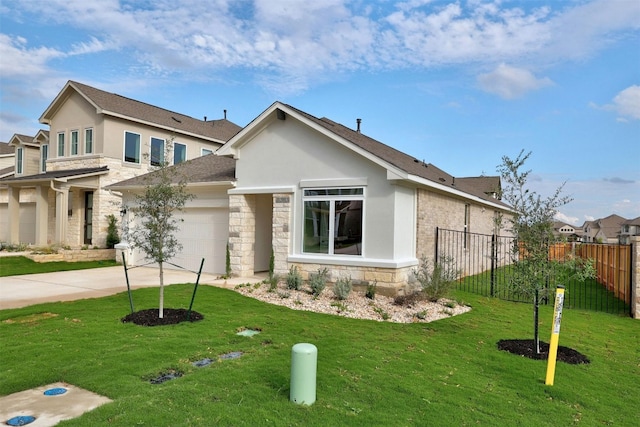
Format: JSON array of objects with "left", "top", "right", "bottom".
[
  {"left": 273, "top": 193, "right": 292, "bottom": 277},
  {"left": 53, "top": 184, "right": 69, "bottom": 245},
  {"left": 229, "top": 194, "right": 256, "bottom": 277},
  {"left": 7, "top": 186, "right": 20, "bottom": 244},
  {"left": 34, "top": 185, "right": 49, "bottom": 245}
]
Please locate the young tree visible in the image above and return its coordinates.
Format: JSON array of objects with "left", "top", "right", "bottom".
[
  {"left": 497, "top": 150, "right": 593, "bottom": 354},
  {"left": 123, "top": 139, "right": 194, "bottom": 318}
]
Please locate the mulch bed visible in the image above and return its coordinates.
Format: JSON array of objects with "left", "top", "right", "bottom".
[
  {"left": 121, "top": 308, "right": 203, "bottom": 326},
  {"left": 497, "top": 339, "right": 590, "bottom": 364}
]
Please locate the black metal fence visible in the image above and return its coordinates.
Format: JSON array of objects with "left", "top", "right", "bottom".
[{"left": 435, "top": 227, "right": 632, "bottom": 316}]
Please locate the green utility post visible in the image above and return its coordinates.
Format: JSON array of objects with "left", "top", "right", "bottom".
[{"left": 290, "top": 343, "right": 317, "bottom": 405}]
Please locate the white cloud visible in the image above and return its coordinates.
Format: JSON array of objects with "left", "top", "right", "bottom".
[
  {"left": 591, "top": 85, "right": 640, "bottom": 121},
  {"left": 611, "top": 86, "right": 640, "bottom": 121},
  {"left": 554, "top": 211, "right": 579, "bottom": 225},
  {"left": 0, "top": 34, "right": 64, "bottom": 79},
  {"left": 477, "top": 64, "right": 553, "bottom": 99}
]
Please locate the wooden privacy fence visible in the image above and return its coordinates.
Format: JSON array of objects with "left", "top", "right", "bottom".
[{"left": 575, "top": 243, "right": 632, "bottom": 305}]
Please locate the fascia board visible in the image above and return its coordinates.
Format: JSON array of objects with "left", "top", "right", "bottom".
[
  {"left": 106, "top": 180, "right": 235, "bottom": 192},
  {"left": 216, "top": 101, "right": 282, "bottom": 157}
]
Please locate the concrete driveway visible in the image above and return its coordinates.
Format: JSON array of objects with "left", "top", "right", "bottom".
[{"left": 0, "top": 264, "right": 264, "bottom": 310}]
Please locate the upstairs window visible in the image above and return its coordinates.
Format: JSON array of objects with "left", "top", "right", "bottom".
[
  {"left": 16, "top": 147, "right": 23, "bottom": 174},
  {"left": 303, "top": 188, "right": 363, "bottom": 256},
  {"left": 85, "top": 128, "right": 93, "bottom": 154},
  {"left": 201, "top": 148, "right": 213, "bottom": 156},
  {"left": 174, "top": 142, "right": 186, "bottom": 165},
  {"left": 150, "top": 137, "right": 165, "bottom": 166},
  {"left": 70, "top": 130, "right": 79, "bottom": 155},
  {"left": 57, "top": 132, "right": 65, "bottom": 157},
  {"left": 124, "top": 131, "right": 141, "bottom": 164},
  {"left": 40, "top": 144, "right": 48, "bottom": 172}
]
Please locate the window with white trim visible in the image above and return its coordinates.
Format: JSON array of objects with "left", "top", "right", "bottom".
[
  {"left": 85, "top": 128, "right": 93, "bottom": 154},
  {"left": 124, "top": 131, "right": 141, "bottom": 164},
  {"left": 173, "top": 142, "right": 186, "bottom": 165},
  {"left": 150, "top": 137, "right": 165, "bottom": 166},
  {"left": 16, "top": 147, "right": 23, "bottom": 174},
  {"left": 41, "top": 144, "right": 48, "bottom": 172},
  {"left": 57, "top": 132, "right": 65, "bottom": 157},
  {"left": 70, "top": 130, "right": 79, "bottom": 155},
  {"left": 201, "top": 148, "right": 213, "bottom": 156},
  {"left": 303, "top": 188, "right": 363, "bottom": 256}
]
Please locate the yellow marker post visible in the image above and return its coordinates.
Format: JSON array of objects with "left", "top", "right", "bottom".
[{"left": 545, "top": 285, "right": 565, "bottom": 386}]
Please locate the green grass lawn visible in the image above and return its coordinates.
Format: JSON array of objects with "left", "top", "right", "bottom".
[
  {"left": 0, "top": 256, "right": 118, "bottom": 277},
  {"left": 1, "top": 282, "right": 637, "bottom": 426}
]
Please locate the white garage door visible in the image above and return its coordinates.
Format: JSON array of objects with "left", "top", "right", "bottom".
[
  {"left": 170, "top": 207, "right": 229, "bottom": 275},
  {"left": 0, "top": 203, "right": 36, "bottom": 244}
]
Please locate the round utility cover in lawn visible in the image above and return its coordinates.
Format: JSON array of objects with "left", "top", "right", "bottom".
[
  {"left": 6, "top": 415, "right": 36, "bottom": 426},
  {"left": 44, "top": 387, "right": 67, "bottom": 396}
]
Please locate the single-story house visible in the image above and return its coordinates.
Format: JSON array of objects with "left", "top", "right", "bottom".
[{"left": 108, "top": 101, "right": 512, "bottom": 292}]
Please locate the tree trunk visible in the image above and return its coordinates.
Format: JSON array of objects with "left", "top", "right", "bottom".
[
  {"left": 534, "top": 289, "right": 540, "bottom": 355},
  {"left": 159, "top": 261, "right": 164, "bottom": 319}
]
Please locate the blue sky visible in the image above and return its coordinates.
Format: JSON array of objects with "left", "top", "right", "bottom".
[{"left": 1, "top": 0, "right": 638, "bottom": 225}]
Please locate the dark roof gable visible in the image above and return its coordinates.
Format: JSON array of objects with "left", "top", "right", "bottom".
[{"left": 41, "top": 81, "right": 242, "bottom": 143}]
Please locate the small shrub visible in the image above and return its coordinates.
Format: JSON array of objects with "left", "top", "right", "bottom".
[
  {"left": 365, "top": 280, "right": 377, "bottom": 299},
  {"left": 267, "top": 274, "right": 280, "bottom": 292},
  {"left": 393, "top": 291, "right": 424, "bottom": 307},
  {"left": 413, "top": 255, "right": 460, "bottom": 302},
  {"left": 309, "top": 267, "right": 329, "bottom": 296},
  {"left": 105, "top": 214, "right": 120, "bottom": 249},
  {"left": 333, "top": 276, "right": 352, "bottom": 300},
  {"left": 330, "top": 301, "right": 348, "bottom": 312},
  {"left": 224, "top": 242, "right": 232, "bottom": 279},
  {"left": 414, "top": 310, "right": 428, "bottom": 320},
  {"left": 373, "top": 305, "right": 390, "bottom": 321},
  {"left": 286, "top": 266, "right": 303, "bottom": 290},
  {"left": 278, "top": 291, "right": 291, "bottom": 299},
  {"left": 268, "top": 248, "right": 275, "bottom": 280}
]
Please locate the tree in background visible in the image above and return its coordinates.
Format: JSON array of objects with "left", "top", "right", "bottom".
[
  {"left": 497, "top": 150, "right": 594, "bottom": 355},
  {"left": 124, "top": 139, "right": 194, "bottom": 318}
]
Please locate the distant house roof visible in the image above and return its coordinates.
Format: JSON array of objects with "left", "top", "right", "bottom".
[
  {"left": 456, "top": 176, "right": 501, "bottom": 199},
  {"left": 0, "top": 142, "right": 14, "bottom": 155},
  {"left": 594, "top": 214, "right": 627, "bottom": 240},
  {"left": 8, "top": 134, "right": 39, "bottom": 147},
  {"left": 0, "top": 166, "right": 109, "bottom": 184},
  {"left": 623, "top": 216, "right": 640, "bottom": 226},
  {"left": 105, "top": 154, "right": 235, "bottom": 190},
  {"left": 40, "top": 81, "right": 242, "bottom": 143},
  {"left": 219, "top": 102, "right": 510, "bottom": 209},
  {"left": 0, "top": 165, "right": 14, "bottom": 179}
]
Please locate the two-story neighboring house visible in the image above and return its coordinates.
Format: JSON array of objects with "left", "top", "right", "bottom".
[
  {"left": 619, "top": 217, "right": 640, "bottom": 244},
  {"left": 581, "top": 214, "right": 627, "bottom": 243},
  {"left": 552, "top": 221, "right": 583, "bottom": 242},
  {"left": 0, "top": 80, "right": 241, "bottom": 247}
]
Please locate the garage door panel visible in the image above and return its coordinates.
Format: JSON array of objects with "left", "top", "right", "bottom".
[{"left": 170, "top": 208, "right": 228, "bottom": 275}]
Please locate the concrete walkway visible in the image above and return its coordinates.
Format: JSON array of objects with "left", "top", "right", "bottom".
[{"left": 0, "top": 263, "right": 265, "bottom": 310}]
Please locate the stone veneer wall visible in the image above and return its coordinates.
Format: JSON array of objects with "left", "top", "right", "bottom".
[
  {"left": 290, "top": 262, "right": 414, "bottom": 296},
  {"left": 228, "top": 194, "right": 256, "bottom": 277},
  {"left": 272, "top": 193, "right": 292, "bottom": 277},
  {"left": 26, "top": 249, "right": 115, "bottom": 263}
]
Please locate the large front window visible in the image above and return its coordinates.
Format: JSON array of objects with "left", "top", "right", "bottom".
[
  {"left": 124, "top": 131, "right": 141, "bottom": 163},
  {"left": 41, "top": 144, "right": 48, "bottom": 172},
  {"left": 150, "top": 137, "right": 165, "bottom": 166},
  {"left": 303, "top": 188, "right": 363, "bottom": 256}
]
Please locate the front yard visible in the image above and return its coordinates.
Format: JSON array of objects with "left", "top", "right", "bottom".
[{"left": 0, "top": 277, "right": 637, "bottom": 425}]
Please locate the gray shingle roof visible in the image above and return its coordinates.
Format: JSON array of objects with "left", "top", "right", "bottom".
[
  {"left": 106, "top": 154, "right": 235, "bottom": 188},
  {"left": 282, "top": 103, "right": 507, "bottom": 206},
  {"left": 0, "top": 166, "right": 109, "bottom": 183},
  {"left": 43, "top": 81, "right": 242, "bottom": 143},
  {"left": 0, "top": 142, "right": 14, "bottom": 155}
]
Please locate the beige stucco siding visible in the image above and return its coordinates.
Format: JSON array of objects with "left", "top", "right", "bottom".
[{"left": 234, "top": 117, "right": 416, "bottom": 265}]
